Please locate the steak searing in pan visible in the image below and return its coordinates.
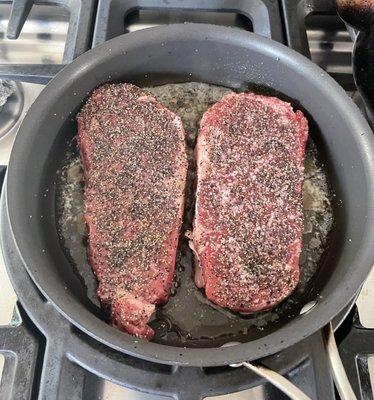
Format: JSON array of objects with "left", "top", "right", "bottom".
[
  {"left": 77, "top": 83, "right": 188, "bottom": 340},
  {"left": 190, "top": 93, "right": 308, "bottom": 313}
]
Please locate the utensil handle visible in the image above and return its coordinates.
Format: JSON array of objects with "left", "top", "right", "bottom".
[
  {"left": 241, "top": 361, "right": 312, "bottom": 400},
  {"left": 240, "top": 323, "right": 357, "bottom": 400},
  {"left": 323, "top": 322, "right": 358, "bottom": 400}
]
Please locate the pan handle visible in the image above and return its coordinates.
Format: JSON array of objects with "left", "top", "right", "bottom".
[
  {"left": 323, "top": 322, "right": 358, "bottom": 400},
  {"left": 237, "top": 362, "right": 311, "bottom": 400},
  {"left": 227, "top": 322, "right": 358, "bottom": 400},
  {"left": 224, "top": 341, "right": 312, "bottom": 400}
]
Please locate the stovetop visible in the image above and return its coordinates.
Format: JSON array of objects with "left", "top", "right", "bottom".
[{"left": 0, "top": 1, "right": 373, "bottom": 399}]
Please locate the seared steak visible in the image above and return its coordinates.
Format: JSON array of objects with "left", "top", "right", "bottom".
[
  {"left": 190, "top": 92, "right": 308, "bottom": 313},
  {"left": 77, "top": 83, "right": 188, "bottom": 339}
]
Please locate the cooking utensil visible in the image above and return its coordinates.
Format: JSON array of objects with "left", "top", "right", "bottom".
[{"left": 1, "top": 25, "right": 373, "bottom": 373}]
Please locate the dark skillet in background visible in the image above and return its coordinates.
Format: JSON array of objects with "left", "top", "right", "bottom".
[
  {"left": 337, "top": 0, "right": 374, "bottom": 122},
  {"left": 1, "top": 24, "right": 374, "bottom": 367}
]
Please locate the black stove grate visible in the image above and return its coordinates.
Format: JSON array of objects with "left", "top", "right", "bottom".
[
  {"left": 1, "top": 213, "right": 368, "bottom": 400},
  {"left": 0, "top": 0, "right": 96, "bottom": 83},
  {"left": 281, "top": 0, "right": 356, "bottom": 91},
  {"left": 92, "top": 0, "right": 284, "bottom": 46},
  {"left": 281, "top": 0, "right": 337, "bottom": 57},
  {"left": 0, "top": 1, "right": 373, "bottom": 399},
  {"left": 0, "top": 204, "right": 340, "bottom": 399},
  {"left": 4, "top": 0, "right": 96, "bottom": 62}
]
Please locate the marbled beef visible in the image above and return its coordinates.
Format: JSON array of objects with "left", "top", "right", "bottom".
[
  {"left": 77, "top": 83, "right": 187, "bottom": 339},
  {"left": 190, "top": 92, "right": 308, "bottom": 313}
]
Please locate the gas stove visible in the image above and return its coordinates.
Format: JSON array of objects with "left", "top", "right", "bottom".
[{"left": 0, "top": 1, "right": 373, "bottom": 399}]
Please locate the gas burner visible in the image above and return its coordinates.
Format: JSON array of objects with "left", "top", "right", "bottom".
[{"left": 0, "top": 80, "right": 22, "bottom": 139}]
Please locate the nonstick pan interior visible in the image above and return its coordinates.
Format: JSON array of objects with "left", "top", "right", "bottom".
[
  {"left": 4, "top": 24, "right": 374, "bottom": 366},
  {"left": 56, "top": 82, "right": 334, "bottom": 348}
]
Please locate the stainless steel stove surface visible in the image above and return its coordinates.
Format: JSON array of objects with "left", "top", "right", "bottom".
[{"left": 0, "top": 1, "right": 373, "bottom": 399}]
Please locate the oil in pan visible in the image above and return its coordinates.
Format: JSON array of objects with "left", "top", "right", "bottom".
[{"left": 56, "top": 82, "right": 333, "bottom": 347}]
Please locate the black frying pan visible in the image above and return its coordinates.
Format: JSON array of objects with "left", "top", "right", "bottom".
[{"left": 2, "top": 24, "right": 374, "bottom": 367}]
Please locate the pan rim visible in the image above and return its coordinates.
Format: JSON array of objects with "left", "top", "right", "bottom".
[{"left": 4, "top": 23, "right": 374, "bottom": 367}]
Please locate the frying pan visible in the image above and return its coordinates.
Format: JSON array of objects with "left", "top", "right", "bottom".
[{"left": 2, "top": 24, "right": 374, "bottom": 371}]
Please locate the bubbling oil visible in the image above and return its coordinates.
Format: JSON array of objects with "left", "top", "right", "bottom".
[{"left": 57, "top": 82, "right": 333, "bottom": 347}]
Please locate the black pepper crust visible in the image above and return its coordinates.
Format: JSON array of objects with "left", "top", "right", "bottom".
[
  {"left": 192, "top": 92, "right": 308, "bottom": 313},
  {"left": 77, "top": 83, "right": 188, "bottom": 339}
]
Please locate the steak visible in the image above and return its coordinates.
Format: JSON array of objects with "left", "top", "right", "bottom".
[
  {"left": 77, "top": 83, "right": 188, "bottom": 340},
  {"left": 190, "top": 92, "right": 308, "bottom": 313}
]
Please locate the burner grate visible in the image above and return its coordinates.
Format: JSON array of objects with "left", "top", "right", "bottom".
[
  {"left": 4, "top": 0, "right": 95, "bottom": 62},
  {"left": 92, "top": 0, "right": 284, "bottom": 46},
  {"left": 281, "top": 0, "right": 356, "bottom": 91},
  {"left": 0, "top": 0, "right": 96, "bottom": 83},
  {"left": 0, "top": 201, "right": 338, "bottom": 399},
  {"left": 281, "top": 0, "right": 338, "bottom": 56},
  {"left": 0, "top": 2, "right": 373, "bottom": 399}
]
